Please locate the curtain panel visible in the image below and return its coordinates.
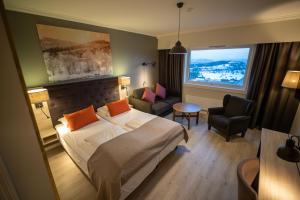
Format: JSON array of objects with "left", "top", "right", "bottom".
[
  {"left": 247, "top": 42, "right": 300, "bottom": 133},
  {"left": 158, "top": 49, "right": 184, "bottom": 98}
]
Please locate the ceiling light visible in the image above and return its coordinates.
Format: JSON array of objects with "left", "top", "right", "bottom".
[{"left": 170, "top": 2, "right": 187, "bottom": 54}]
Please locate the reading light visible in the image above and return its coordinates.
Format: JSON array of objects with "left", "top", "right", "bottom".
[
  {"left": 119, "top": 76, "right": 131, "bottom": 96},
  {"left": 142, "top": 62, "right": 156, "bottom": 67},
  {"left": 277, "top": 70, "right": 300, "bottom": 164},
  {"left": 28, "top": 88, "right": 50, "bottom": 119}
]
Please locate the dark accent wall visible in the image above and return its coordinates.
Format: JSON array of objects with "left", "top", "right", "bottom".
[{"left": 5, "top": 10, "right": 158, "bottom": 90}]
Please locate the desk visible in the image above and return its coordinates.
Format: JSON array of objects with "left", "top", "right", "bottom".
[{"left": 259, "top": 129, "right": 300, "bottom": 200}]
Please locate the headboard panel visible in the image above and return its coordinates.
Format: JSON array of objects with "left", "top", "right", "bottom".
[{"left": 44, "top": 77, "right": 119, "bottom": 126}]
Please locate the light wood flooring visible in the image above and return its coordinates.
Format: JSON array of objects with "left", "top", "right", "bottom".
[{"left": 47, "top": 114, "right": 260, "bottom": 200}]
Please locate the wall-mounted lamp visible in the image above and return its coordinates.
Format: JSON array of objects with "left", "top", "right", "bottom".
[
  {"left": 28, "top": 88, "right": 50, "bottom": 119},
  {"left": 142, "top": 62, "right": 156, "bottom": 67},
  {"left": 119, "top": 76, "right": 131, "bottom": 96}
]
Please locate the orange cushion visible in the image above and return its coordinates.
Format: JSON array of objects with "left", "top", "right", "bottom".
[
  {"left": 106, "top": 99, "right": 130, "bottom": 117},
  {"left": 64, "top": 105, "right": 99, "bottom": 131}
]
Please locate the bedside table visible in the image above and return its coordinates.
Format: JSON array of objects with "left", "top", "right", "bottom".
[{"left": 39, "top": 128, "right": 60, "bottom": 149}]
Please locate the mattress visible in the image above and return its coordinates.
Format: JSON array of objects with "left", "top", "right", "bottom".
[
  {"left": 56, "top": 117, "right": 183, "bottom": 200},
  {"left": 97, "top": 106, "right": 157, "bottom": 130}
]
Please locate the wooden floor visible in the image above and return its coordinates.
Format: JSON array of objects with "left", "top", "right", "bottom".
[{"left": 47, "top": 114, "right": 260, "bottom": 200}]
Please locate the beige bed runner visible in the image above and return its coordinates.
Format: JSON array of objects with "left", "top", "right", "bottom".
[{"left": 87, "top": 117, "right": 188, "bottom": 200}]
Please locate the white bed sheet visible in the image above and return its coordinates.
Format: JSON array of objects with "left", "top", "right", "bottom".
[{"left": 97, "top": 106, "right": 157, "bottom": 130}]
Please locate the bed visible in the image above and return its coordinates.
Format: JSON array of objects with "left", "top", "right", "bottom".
[
  {"left": 56, "top": 115, "right": 187, "bottom": 200},
  {"left": 46, "top": 77, "right": 188, "bottom": 200}
]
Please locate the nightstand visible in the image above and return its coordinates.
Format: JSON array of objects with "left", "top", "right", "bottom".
[{"left": 39, "top": 128, "right": 60, "bottom": 149}]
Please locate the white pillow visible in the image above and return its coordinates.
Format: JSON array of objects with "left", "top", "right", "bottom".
[{"left": 97, "top": 106, "right": 111, "bottom": 117}]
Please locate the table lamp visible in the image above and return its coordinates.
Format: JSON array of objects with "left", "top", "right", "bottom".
[{"left": 277, "top": 70, "right": 300, "bottom": 162}]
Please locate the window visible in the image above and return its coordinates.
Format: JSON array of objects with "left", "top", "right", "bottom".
[{"left": 185, "top": 47, "right": 254, "bottom": 91}]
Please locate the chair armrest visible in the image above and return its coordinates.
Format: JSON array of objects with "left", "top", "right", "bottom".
[
  {"left": 208, "top": 107, "right": 224, "bottom": 115},
  {"left": 128, "top": 96, "right": 152, "bottom": 113},
  {"left": 228, "top": 116, "right": 251, "bottom": 131},
  {"left": 229, "top": 116, "right": 251, "bottom": 122}
]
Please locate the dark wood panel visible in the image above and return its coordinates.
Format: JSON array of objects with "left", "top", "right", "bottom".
[{"left": 44, "top": 77, "right": 119, "bottom": 126}]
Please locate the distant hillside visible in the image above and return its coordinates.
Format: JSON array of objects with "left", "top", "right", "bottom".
[
  {"left": 40, "top": 37, "right": 110, "bottom": 53},
  {"left": 39, "top": 37, "right": 78, "bottom": 51}
]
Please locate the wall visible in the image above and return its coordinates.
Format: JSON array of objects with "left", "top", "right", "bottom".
[
  {"left": 6, "top": 10, "right": 158, "bottom": 92},
  {"left": 158, "top": 19, "right": 300, "bottom": 109},
  {"left": 0, "top": 6, "right": 57, "bottom": 200},
  {"left": 291, "top": 103, "right": 300, "bottom": 136}
]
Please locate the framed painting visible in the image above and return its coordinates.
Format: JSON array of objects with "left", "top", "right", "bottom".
[{"left": 36, "top": 24, "right": 113, "bottom": 82}]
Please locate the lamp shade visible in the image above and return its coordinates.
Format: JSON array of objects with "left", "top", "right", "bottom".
[
  {"left": 169, "top": 41, "right": 187, "bottom": 54},
  {"left": 282, "top": 70, "right": 300, "bottom": 89},
  {"left": 27, "top": 88, "right": 49, "bottom": 104},
  {"left": 119, "top": 76, "right": 131, "bottom": 86}
]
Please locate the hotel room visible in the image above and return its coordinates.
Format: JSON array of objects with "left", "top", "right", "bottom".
[{"left": 0, "top": 0, "right": 300, "bottom": 200}]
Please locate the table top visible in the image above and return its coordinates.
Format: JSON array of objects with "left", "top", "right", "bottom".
[
  {"left": 173, "top": 102, "right": 201, "bottom": 113},
  {"left": 259, "top": 128, "right": 300, "bottom": 200}
]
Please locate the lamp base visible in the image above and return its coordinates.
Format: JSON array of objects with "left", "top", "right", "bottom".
[{"left": 277, "top": 138, "right": 300, "bottom": 162}]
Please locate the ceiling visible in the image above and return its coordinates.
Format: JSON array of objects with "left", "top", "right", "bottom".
[{"left": 4, "top": 0, "right": 300, "bottom": 37}]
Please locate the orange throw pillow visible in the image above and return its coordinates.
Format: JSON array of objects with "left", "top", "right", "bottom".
[
  {"left": 106, "top": 99, "right": 130, "bottom": 117},
  {"left": 64, "top": 105, "right": 99, "bottom": 131}
]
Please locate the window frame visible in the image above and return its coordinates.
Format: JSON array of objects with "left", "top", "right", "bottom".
[{"left": 184, "top": 45, "right": 256, "bottom": 94}]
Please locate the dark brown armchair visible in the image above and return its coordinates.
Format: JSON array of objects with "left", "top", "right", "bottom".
[{"left": 208, "top": 94, "right": 253, "bottom": 142}]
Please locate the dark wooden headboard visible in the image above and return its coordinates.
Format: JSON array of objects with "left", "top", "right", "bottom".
[{"left": 44, "top": 76, "right": 120, "bottom": 126}]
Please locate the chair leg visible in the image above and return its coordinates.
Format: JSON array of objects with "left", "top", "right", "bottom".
[
  {"left": 208, "top": 124, "right": 211, "bottom": 130},
  {"left": 226, "top": 133, "right": 230, "bottom": 142},
  {"left": 241, "top": 131, "right": 246, "bottom": 137}
]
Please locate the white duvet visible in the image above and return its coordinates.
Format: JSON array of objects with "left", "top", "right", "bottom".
[
  {"left": 56, "top": 117, "right": 127, "bottom": 162},
  {"left": 97, "top": 106, "right": 157, "bottom": 130}
]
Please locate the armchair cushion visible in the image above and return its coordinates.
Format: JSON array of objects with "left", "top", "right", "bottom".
[
  {"left": 162, "top": 96, "right": 181, "bottom": 105},
  {"left": 225, "top": 96, "right": 252, "bottom": 117},
  {"left": 208, "top": 107, "right": 225, "bottom": 115},
  {"left": 152, "top": 101, "right": 171, "bottom": 115},
  {"left": 128, "top": 96, "right": 152, "bottom": 113},
  {"left": 209, "top": 115, "right": 230, "bottom": 130},
  {"left": 132, "top": 88, "right": 145, "bottom": 99}
]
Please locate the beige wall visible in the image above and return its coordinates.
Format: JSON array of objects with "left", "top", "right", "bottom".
[
  {"left": 0, "top": 5, "right": 57, "bottom": 200},
  {"left": 291, "top": 103, "right": 300, "bottom": 136},
  {"left": 158, "top": 19, "right": 300, "bottom": 109},
  {"left": 158, "top": 19, "right": 300, "bottom": 49}
]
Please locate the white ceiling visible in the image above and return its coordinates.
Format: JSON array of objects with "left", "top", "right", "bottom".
[{"left": 4, "top": 0, "right": 300, "bottom": 37}]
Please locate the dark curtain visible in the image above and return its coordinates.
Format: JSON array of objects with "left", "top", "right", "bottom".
[
  {"left": 158, "top": 49, "right": 184, "bottom": 97},
  {"left": 247, "top": 42, "right": 300, "bottom": 133}
]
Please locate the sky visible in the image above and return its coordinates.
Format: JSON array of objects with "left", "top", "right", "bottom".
[{"left": 191, "top": 48, "right": 250, "bottom": 61}]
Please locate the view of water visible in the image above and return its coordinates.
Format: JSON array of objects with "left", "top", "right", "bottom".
[{"left": 189, "top": 48, "right": 250, "bottom": 87}]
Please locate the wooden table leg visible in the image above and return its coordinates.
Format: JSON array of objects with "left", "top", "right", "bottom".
[
  {"left": 188, "top": 113, "right": 191, "bottom": 130},
  {"left": 196, "top": 112, "right": 199, "bottom": 125},
  {"left": 173, "top": 110, "right": 175, "bottom": 121}
]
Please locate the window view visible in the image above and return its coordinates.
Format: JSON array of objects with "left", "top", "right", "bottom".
[{"left": 188, "top": 47, "right": 251, "bottom": 88}]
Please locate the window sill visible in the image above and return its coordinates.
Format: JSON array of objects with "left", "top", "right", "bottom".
[{"left": 183, "top": 82, "right": 247, "bottom": 95}]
